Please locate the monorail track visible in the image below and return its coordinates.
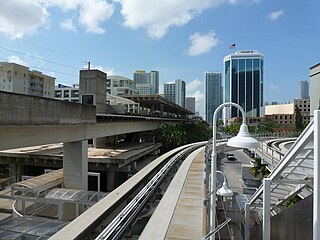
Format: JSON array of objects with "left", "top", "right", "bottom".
[{"left": 50, "top": 142, "right": 205, "bottom": 240}]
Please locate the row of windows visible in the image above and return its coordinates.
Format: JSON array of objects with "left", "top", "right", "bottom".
[{"left": 274, "top": 115, "right": 293, "bottom": 120}]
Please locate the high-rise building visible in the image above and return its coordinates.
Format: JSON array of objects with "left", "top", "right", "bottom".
[
  {"left": 0, "top": 62, "right": 55, "bottom": 98},
  {"left": 185, "top": 97, "right": 196, "bottom": 114},
  {"left": 164, "top": 82, "right": 175, "bottom": 103},
  {"left": 164, "top": 79, "right": 186, "bottom": 107},
  {"left": 133, "top": 70, "right": 159, "bottom": 95},
  {"left": 223, "top": 50, "right": 264, "bottom": 118},
  {"left": 205, "top": 71, "right": 222, "bottom": 125},
  {"left": 310, "top": 63, "right": 320, "bottom": 115},
  {"left": 299, "top": 80, "right": 309, "bottom": 99}
]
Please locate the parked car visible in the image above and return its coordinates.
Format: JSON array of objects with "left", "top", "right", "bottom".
[{"left": 227, "top": 153, "right": 236, "bottom": 161}]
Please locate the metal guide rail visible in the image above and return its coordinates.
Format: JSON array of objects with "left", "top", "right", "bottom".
[{"left": 95, "top": 143, "right": 204, "bottom": 240}]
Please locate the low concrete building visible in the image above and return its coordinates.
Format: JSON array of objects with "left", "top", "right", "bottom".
[
  {"left": 107, "top": 75, "right": 136, "bottom": 96},
  {"left": 55, "top": 84, "right": 79, "bottom": 102}
]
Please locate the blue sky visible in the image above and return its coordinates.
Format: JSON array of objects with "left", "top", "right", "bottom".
[{"left": 0, "top": 0, "right": 319, "bottom": 117}]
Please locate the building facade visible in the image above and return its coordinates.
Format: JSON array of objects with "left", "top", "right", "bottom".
[
  {"left": 133, "top": 70, "right": 159, "bottom": 95},
  {"left": 164, "top": 79, "right": 186, "bottom": 107},
  {"left": 185, "top": 97, "right": 196, "bottom": 114},
  {"left": 310, "top": 63, "right": 320, "bottom": 115},
  {"left": 294, "top": 98, "right": 310, "bottom": 124},
  {"left": 223, "top": 50, "right": 264, "bottom": 118},
  {"left": 299, "top": 80, "right": 309, "bottom": 99},
  {"left": 205, "top": 71, "right": 222, "bottom": 125},
  {"left": 55, "top": 84, "right": 79, "bottom": 102},
  {"left": 107, "top": 75, "right": 136, "bottom": 96},
  {"left": 0, "top": 62, "right": 55, "bottom": 98}
]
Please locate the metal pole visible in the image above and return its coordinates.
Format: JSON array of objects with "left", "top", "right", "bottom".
[
  {"left": 245, "top": 203, "right": 250, "bottom": 240},
  {"left": 263, "top": 178, "right": 271, "bottom": 240},
  {"left": 314, "top": 110, "right": 320, "bottom": 240},
  {"left": 210, "top": 102, "right": 247, "bottom": 240}
]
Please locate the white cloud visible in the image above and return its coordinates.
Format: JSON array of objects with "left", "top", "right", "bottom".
[
  {"left": 0, "top": 0, "right": 114, "bottom": 38},
  {"left": 187, "top": 79, "right": 203, "bottom": 94},
  {"left": 83, "top": 64, "right": 117, "bottom": 76},
  {"left": 7, "top": 56, "right": 26, "bottom": 65},
  {"left": 268, "top": 10, "right": 284, "bottom": 21},
  {"left": 270, "top": 84, "right": 280, "bottom": 91},
  {"left": 191, "top": 90, "right": 205, "bottom": 117},
  {"left": 43, "top": 0, "right": 115, "bottom": 33},
  {"left": 78, "top": 1, "right": 114, "bottom": 34},
  {"left": 60, "top": 18, "right": 77, "bottom": 32},
  {"left": 187, "top": 32, "right": 219, "bottom": 56},
  {"left": 114, "top": 0, "right": 228, "bottom": 39},
  {"left": 0, "top": 0, "right": 49, "bottom": 39}
]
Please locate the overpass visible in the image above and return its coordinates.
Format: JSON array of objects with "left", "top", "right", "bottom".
[{"left": 0, "top": 91, "right": 185, "bottom": 190}]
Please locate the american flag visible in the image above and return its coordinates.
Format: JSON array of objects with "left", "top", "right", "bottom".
[{"left": 229, "top": 43, "right": 236, "bottom": 49}]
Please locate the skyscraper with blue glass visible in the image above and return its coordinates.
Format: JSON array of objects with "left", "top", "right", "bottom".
[
  {"left": 223, "top": 50, "right": 264, "bottom": 118},
  {"left": 205, "top": 71, "right": 222, "bottom": 125}
]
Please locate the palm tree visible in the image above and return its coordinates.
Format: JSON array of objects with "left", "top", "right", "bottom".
[{"left": 250, "top": 158, "right": 270, "bottom": 179}]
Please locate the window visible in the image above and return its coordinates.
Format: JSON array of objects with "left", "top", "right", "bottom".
[{"left": 63, "top": 90, "right": 69, "bottom": 97}]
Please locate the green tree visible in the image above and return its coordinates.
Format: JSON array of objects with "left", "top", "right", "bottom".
[
  {"left": 158, "top": 123, "right": 186, "bottom": 151},
  {"left": 250, "top": 158, "right": 270, "bottom": 179},
  {"left": 223, "top": 122, "right": 241, "bottom": 135},
  {"left": 295, "top": 105, "right": 304, "bottom": 131},
  {"left": 182, "top": 121, "right": 212, "bottom": 143}
]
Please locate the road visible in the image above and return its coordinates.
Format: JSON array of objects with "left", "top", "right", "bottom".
[{"left": 220, "top": 149, "right": 254, "bottom": 190}]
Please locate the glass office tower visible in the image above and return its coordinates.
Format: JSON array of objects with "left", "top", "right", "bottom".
[
  {"left": 205, "top": 71, "right": 222, "bottom": 125},
  {"left": 224, "top": 50, "right": 264, "bottom": 118}
]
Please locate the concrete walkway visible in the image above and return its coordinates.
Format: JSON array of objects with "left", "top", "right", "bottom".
[{"left": 139, "top": 147, "right": 206, "bottom": 240}]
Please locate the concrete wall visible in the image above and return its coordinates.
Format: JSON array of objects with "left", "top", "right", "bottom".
[{"left": 0, "top": 91, "right": 96, "bottom": 125}]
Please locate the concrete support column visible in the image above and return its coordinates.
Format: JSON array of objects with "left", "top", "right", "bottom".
[
  {"left": 107, "top": 171, "right": 115, "bottom": 192},
  {"left": 63, "top": 140, "right": 88, "bottom": 190},
  {"left": 263, "top": 178, "right": 271, "bottom": 240},
  {"left": 314, "top": 110, "right": 320, "bottom": 240}
]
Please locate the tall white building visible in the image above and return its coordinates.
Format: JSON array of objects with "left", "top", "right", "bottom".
[
  {"left": 164, "top": 79, "right": 186, "bottom": 107},
  {"left": 0, "top": 62, "right": 55, "bottom": 98},
  {"left": 133, "top": 70, "right": 159, "bottom": 95},
  {"left": 223, "top": 50, "right": 264, "bottom": 118},
  {"left": 310, "top": 63, "right": 320, "bottom": 115},
  {"left": 205, "top": 71, "right": 222, "bottom": 125}
]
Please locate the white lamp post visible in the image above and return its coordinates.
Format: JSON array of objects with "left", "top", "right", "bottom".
[
  {"left": 216, "top": 170, "right": 233, "bottom": 197},
  {"left": 209, "top": 102, "right": 259, "bottom": 239}
]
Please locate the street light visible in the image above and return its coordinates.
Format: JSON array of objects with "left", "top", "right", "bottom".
[
  {"left": 216, "top": 170, "right": 233, "bottom": 197},
  {"left": 209, "top": 102, "right": 259, "bottom": 239}
]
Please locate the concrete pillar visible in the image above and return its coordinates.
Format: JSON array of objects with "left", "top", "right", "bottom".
[
  {"left": 63, "top": 140, "right": 88, "bottom": 190},
  {"left": 107, "top": 171, "right": 115, "bottom": 192}
]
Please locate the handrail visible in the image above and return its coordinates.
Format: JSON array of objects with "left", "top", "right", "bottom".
[{"left": 12, "top": 201, "right": 23, "bottom": 218}]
